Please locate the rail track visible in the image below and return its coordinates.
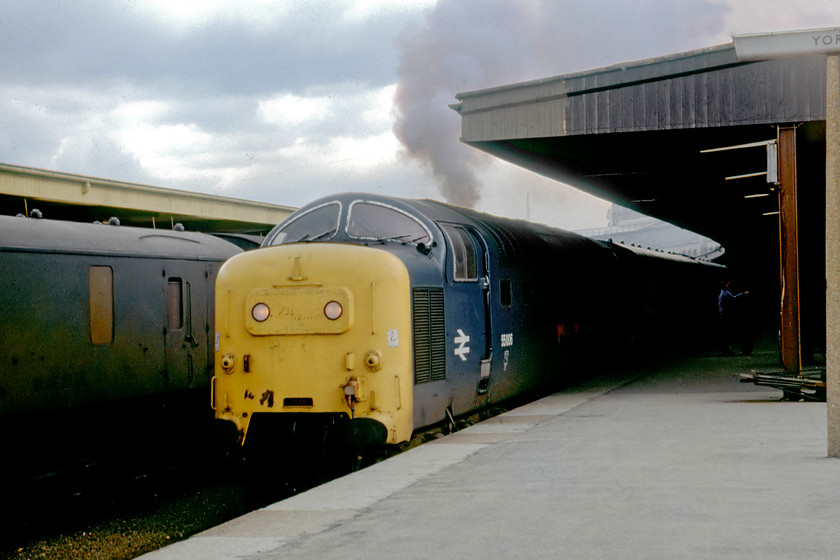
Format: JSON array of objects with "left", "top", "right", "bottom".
[{"left": 1, "top": 402, "right": 513, "bottom": 560}]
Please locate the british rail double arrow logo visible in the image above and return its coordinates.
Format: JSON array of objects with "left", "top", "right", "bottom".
[{"left": 454, "top": 329, "right": 470, "bottom": 361}]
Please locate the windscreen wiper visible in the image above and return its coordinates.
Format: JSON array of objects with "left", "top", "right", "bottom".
[{"left": 296, "top": 228, "right": 336, "bottom": 242}]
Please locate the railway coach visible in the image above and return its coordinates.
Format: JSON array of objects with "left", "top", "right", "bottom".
[{"left": 0, "top": 213, "right": 242, "bottom": 481}]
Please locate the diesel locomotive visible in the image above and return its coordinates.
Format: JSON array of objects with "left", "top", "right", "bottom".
[
  {"left": 212, "top": 193, "right": 723, "bottom": 450},
  {"left": 0, "top": 213, "right": 243, "bottom": 481}
]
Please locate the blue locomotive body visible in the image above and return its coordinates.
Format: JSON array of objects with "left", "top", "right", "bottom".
[{"left": 215, "top": 193, "right": 721, "bottom": 446}]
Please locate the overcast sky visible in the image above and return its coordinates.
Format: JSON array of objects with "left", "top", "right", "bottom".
[{"left": 1, "top": 0, "right": 838, "bottom": 230}]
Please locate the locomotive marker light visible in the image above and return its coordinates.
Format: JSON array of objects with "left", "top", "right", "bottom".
[
  {"left": 251, "top": 302, "right": 270, "bottom": 322},
  {"left": 324, "top": 300, "right": 343, "bottom": 320}
]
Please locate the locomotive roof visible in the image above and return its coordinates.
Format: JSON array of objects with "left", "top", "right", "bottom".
[
  {"left": 287, "top": 192, "right": 588, "bottom": 238},
  {"left": 0, "top": 214, "right": 242, "bottom": 260},
  {"left": 280, "top": 193, "right": 720, "bottom": 267},
  {"left": 277, "top": 192, "right": 629, "bottom": 257}
]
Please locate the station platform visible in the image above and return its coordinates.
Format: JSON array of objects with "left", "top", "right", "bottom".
[{"left": 141, "top": 343, "right": 840, "bottom": 560}]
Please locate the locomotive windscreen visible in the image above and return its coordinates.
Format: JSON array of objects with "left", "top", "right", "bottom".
[
  {"left": 346, "top": 201, "right": 431, "bottom": 244},
  {"left": 266, "top": 202, "right": 340, "bottom": 245}
]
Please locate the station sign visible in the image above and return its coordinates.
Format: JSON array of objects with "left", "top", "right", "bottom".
[{"left": 734, "top": 27, "right": 840, "bottom": 60}]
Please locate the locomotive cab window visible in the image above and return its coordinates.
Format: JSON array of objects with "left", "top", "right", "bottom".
[
  {"left": 89, "top": 266, "right": 113, "bottom": 345},
  {"left": 441, "top": 225, "right": 477, "bottom": 281},
  {"left": 266, "top": 202, "right": 340, "bottom": 245},
  {"left": 347, "top": 201, "right": 431, "bottom": 244}
]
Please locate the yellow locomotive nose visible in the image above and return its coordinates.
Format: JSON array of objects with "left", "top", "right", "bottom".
[{"left": 212, "top": 243, "right": 414, "bottom": 447}]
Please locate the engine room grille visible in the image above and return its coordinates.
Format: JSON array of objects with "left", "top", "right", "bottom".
[{"left": 413, "top": 287, "right": 446, "bottom": 384}]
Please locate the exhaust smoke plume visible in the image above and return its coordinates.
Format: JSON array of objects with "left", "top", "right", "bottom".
[{"left": 393, "top": 0, "right": 725, "bottom": 207}]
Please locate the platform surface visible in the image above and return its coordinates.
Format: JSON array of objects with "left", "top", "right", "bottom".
[{"left": 141, "top": 344, "right": 840, "bottom": 559}]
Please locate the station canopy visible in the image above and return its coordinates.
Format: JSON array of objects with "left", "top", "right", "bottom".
[
  {"left": 451, "top": 41, "right": 830, "bottom": 273},
  {"left": 0, "top": 163, "right": 293, "bottom": 235}
]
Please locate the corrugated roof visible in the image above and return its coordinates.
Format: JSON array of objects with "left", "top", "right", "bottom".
[{"left": 454, "top": 44, "right": 826, "bottom": 139}]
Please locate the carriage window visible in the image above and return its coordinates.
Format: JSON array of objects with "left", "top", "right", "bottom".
[
  {"left": 168, "top": 278, "right": 183, "bottom": 330},
  {"left": 347, "top": 202, "right": 430, "bottom": 244},
  {"left": 267, "top": 202, "right": 340, "bottom": 245},
  {"left": 441, "top": 225, "right": 477, "bottom": 281},
  {"left": 89, "top": 266, "right": 113, "bottom": 345}
]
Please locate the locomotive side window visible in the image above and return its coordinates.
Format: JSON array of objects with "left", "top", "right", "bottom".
[
  {"left": 89, "top": 266, "right": 113, "bottom": 345},
  {"left": 441, "top": 225, "right": 477, "bottom": 281},
  {"left": 500, "top": 279, "right": 512, "bottom": 308},
  {"left": 267, "top": 202, "right": 340, "bottom": 245},
  {"left": 347, "top": 202, "right": 430, "bottom": 244}
]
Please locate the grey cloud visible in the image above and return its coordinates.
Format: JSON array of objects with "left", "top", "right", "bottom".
[
  {"left": 0, "top": 1, "right": 406, "bottom": 95},
  {"left": 0, "top": 119, "right": 57, "bottom": 166},
  {"left": 234, "top": 154, "right": 430, "bottom": 209},
  {"left": 0, "top": 0, "right": 413, "bottom": 195},
  {"left": 52, "top": 138, "right": 155, "bottom": 185},
  {"left": 163, "top": 96, "right": 265, "bottom": 135}
]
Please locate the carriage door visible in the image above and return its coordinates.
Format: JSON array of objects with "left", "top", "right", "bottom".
[
  {"left": 441, "top": 224, "right": 492, "bottom": 399},
  {"left": 165, "top": 272, "right": 200, "bottom": 389}
]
